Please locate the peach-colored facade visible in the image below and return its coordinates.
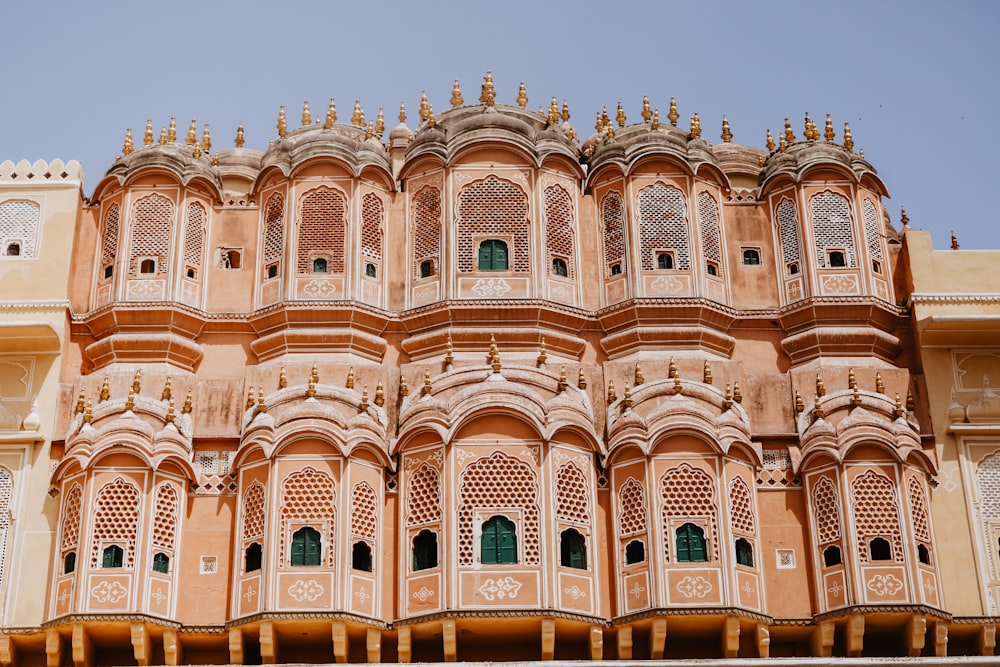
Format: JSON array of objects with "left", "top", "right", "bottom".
[{"left": 1, "top": 83, "right": 999, "bottom": 664}]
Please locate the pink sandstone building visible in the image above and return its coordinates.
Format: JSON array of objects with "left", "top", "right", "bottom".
[{"left": 1, "top": 76, "right": 999, "bottom": 664}]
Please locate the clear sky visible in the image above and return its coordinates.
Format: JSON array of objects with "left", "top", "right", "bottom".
[{"left": 1, "top": 0, "right": 996, "bottom": 249}]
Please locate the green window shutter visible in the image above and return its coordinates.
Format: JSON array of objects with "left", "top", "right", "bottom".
[
  {"left": 291, "top": 527, "right": 320, "bottom": 566},
  {"left": 676, "top": 526, "right": 690, "bottom": 562},
  {"left": 153, "top": 552, "right": 170, "bottom": 573},
  {"left": 482, "top": 520, "right": 498, "bottom": 564},
  {"left": 478, "top": 243, "right": 493, "bottom": 270},
  {"left": 305, "top": 531, "right": 321, "bottom": 566},
  {"left": 689, "top": 525, "right": 707, "bottom": 562},
  {"left": 498, "top": 521, "right": 517, "bottom": 564},
  {"left": 103, "top": 547, "right": 115, "bottom": 568},
  {"left": 493, "top": 242, "right": 508, "bottom": 270}
]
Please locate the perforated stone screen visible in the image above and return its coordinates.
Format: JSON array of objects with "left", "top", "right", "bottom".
[
  {"left": 280, "top": 467, "right": 336, "bottom": 566},
  {"left": 851, "top": 470, "right": 903, "bottom": 562},
  {"left": 241, "top": 481, "right": 266, "bottom": 541},
  {"left": 457, "top": 451, "right": 540, "bottom": 565},
  {"left": 457, "top": 176, "right": 529, "bottom": 273},
  {"left": 660, "top": 463, "right": 719, "bottom": 561},
  {"left": 638, "top": 183, "right": 690, "bottom": 271},
  {"left": 101, "top": 204, "right": 120, "bottom": 268},
  {"left": 544, "top": 185, "right": 575, "bottom": 278},
  {"left": 128, "top": 194, "right": 173, "bottom": 276},
  {"left": 351, "top": 482, "right": 378, "bottom": 540},
  {"left": 601, "top": 192, "right": 626, "bottom": 277},
  {"left": 0, "top": 200, "right": 39, "bottom": 258},
  {"left": 184, "top": 203, "right": 206, "bottom": 269},
  {"left": 412, "top": 187, "right": 441, "bottom": 278},
  {"left": 0, "top": 468, "right": 12, "bottom": 588},
  {"left": 979, "top": 454, "right": 1000, "bottom": 518},
  {"left": 728, "top": 477, "right": 755, "bottom": 534},
  {"left": 89, "top": 477, "right": 141, "bottom": 568},
  {"left": 618, "top": 477, "right": 647, "bottom": 537},
  {"left": 555, "top": 463, "right": 591, "bottom": 525},
  {"left": 263, "top": 193, "right": 285, "bottom": 265},
  {"left": 810, "top": 191, "right": 856, "bottom": 268},
  {"left": 61, "top": 483, "right": 83, "bottom": 552},
  {"left": 863, "top": 198, "right": 883, "bottom": 261},
  {"left": 406, "top": 463, "right": 441, "bottom": 526},
  {"left": 297, "top": 187, "right": 346, "bottom": 274},
  {"left": 698, "top": 192, "right": 722, "bottom": 267},
  {"left": 361, "top": 193, "right": 383, "bottom": 261},
  {"left": 812, "top": 476, "right": 842, "bottom": 545},
  {"left": 777, "top": 198, "right": 801, "bottom": 266},
  {"left": 907, "top": 476, "right": 931, "bottom": 544},
  {"left": 152, "top": 483, "right": 179, "bottom": 551}
]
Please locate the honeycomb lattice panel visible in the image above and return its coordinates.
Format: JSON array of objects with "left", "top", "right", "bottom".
[
  {"left": 89, "top": 477, "right": 141, "bottom": 568},
  {"left": 297, "top": 187, "right": 346, "bottom": 274},
  {"left": 544, "top": 185, "right": 575, "bottom": 278},
  {"left": 601, "top": 191, "right": 626, "bottom": 277},
  {"left": 128, "top": 194, "right": 173, "bottom": 276},
  {"left": 851, "top": 469, "right": 903, "bottom": 562},
  {"left": 638, "top": 183, "right": 689, "bottom": 271},
  {"left": 405, "top": 463, "right": 442, "bottom": 526},
  {"left": 456, "top": 176, "right": 529, "bottom": 273},
  {"left": 660, "top": 463, "right": 718, "bottom": 561}
]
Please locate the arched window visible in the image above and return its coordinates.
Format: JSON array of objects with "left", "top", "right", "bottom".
[
  {"left": 610, "top": 262, "right": 622, "bottom": 275},
  {"left": 828, "top": 250, "right": 846, "bottom": 268},
  {"left": 481, "top": 515, "right": 517, "bottom": 564},
  {"left": 419, "top": 260, "right": 434, "bottom": 278},
  {"left": 312, "top": 257, "right": 327, "bottom": 273},
  {"left": 706, "top": 261, "right": 719, "bottom": 276},
  {"left": 675, "top": 523, "right": 707, "bottom": 562},
  {"left": 266, "top": 263, "right": 278, "bottom": 279},
  {"left": 152, "top": 552, "right": 170, "bottom": 574},
  {"left": 917, "top": 544, "right": 931, "bottom": 565},
  {"left": 478, "top": 240, "right": 509, "bottom": 271},
  {"left": 625, "top": 540, "right": 645, "bottom": 565},
  {"left": 5, "top": 242, "right": 19, "bottom": 256},
  {"left": 560, "top": 529, "right": 587, "bottom": 569},
  {"left": 102, "top": 545, "right": 124, "bottom": 568},
  {"left": 365, "top": 262, "right": 377, "bottom": 278},
  {"left": 742, "top": 248, "right": 761, "bottom": 265},
  {"left": 290, "top": 527, "right": 322, "bottom": 566},
  {"left": 245, "top": 543, "right": 262, "bottom": 572},
  {"left": 413, "top": 530, "right": 438, "bottom": 571},
  {"left": 352, "top": 541, "right": 373, "bottom": 572},
  {"left": 734, "top": 538, "right": 754, "bottom": 567},
  {"left": 656, "top": 252, "right": 674, "bottom": 270},
  {"left": 139, "top": 259, "right": 156, "bottom": 274},
  {"left": 552, "top": 257, "right": 568, "bottom": 277},
  {"left": 64, "top": 552, "right": 76, "bottom": 574},
  {"left": 823, "top": 545, "right": 842, "bottom": 567},
  {"left": 870, "top": 537, "right": 892, "bottom": 561}
]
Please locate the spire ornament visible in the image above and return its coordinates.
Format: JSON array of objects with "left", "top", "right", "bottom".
[
  {"left": 75, "top": 390, "right": 86, "bottom": 414},
  {"left": 875, "top": 372, "right": 885, "bottom": 394},
  {"left": 186, "top": 119, "right": 197, "bottom": 146},
  {"left": 843, "top": 122, "right": 854, "bottom": 151},
  {"left": 375, "top": 381, "right": 385, "bottom": 407},
  {"left": 824, "top": 113, "right": 835, "bottom": 142},
  {"left": 144, "top": 119, "right": 154, "bottom": 146},
  {"left": 158, "top": 126, "right": 167, "bottom": 146},
  {"left": 375, "top": 107, "right": 385, "bottom": 135},
  {"left": 784, "top": 118, "right": 795, "bottom": 144},
  {"left": 398, "top": 102, "right": 406, "bottom": 124},
  {"left": 766, "top": 128, "right": 775, "bottom": 152},
  {"left": 668, "top": 97, "right": 679, "bottom": 126},
  {"left": 689, "top": 113, "right": 701, "bottom": 139},
  {"left": 634, "top": 363, "right": 644, "bottom": 385},
  {"left": 547, "top": 97, "right": 560, "bottom": 127},
  {"left": 450, "top": 80, "right": 464, "bottom": 107},
  {"left": 795, "top": 390, "right": 804, "bottom": 413},
  {"left": 537, "top": 337, "right": 547, "bottom": 368},
  {"left": 561, "top": 100, "right": 570, "bottom": 123},
  {"left": 324, "top": 99, "right": 337, "bottom": 129},
  {"left": 346, "top": 366, "right": 355, "bottom": 389},
  {"left": 100, "top": 376, "right": 110, "bottom": 402},
  {"left": 235, "top": 124, "right": 245, "bottom": 148},
  {"left": 246, "top": 386, "right": 255, "bottom": 410},
  {"left": 651, "top": 108, "right": 660, "bottom": 131},
  {"left": 277, "top": 106, "right": 287, "bottom": 138},
  {"left": 480, "top": 70, "right": 496, "bottom": 106},
  {"left": 122, "top": 128, "right": 134, "bottom": 156},
  {"left": 516, "top": 82, "right": 528, "bottom": 108},
  {"left": 578, "top": 368, "right": 587, "bottom": 389},
  {"left": 419, "top": 92, "right": 431, "bottom": 122},
  {"left": 703, "top": 360, "right": 713, "bottom": 385},
  {"left": 721, "top": 116, "right": 732, "bottom": 143},
  {"left": 641, "top": 95, "right": 652, "bottom": 122},
  {"left": 351, "top": 100, "right": 364, "bottom": 127},
  {"left": 161, "top": 377, "right": 172, "bottom": 402},
  {"left": 623, "top": 383, "right": 633, "bottom": 408},
  {"left": 182, "top": 390, "right": 193, "bottom": 414},
  {"left": 607, "top": 380, "right": 617, "bottom": 403},
  {"left": 400, "top": 374, "right": 409, "bottom": 397},
  {"left": 422, "top": 368, "right": 432, "bottom": 395},
  {"left": 201, "top": 124, "right": 212, "bottom": 152},
  {"left": 616, "top": 101, "right": 626, "bottom": 127},
  {"left": 279, "top": 367, "right": 287, "bottom": 389},
  {"left": 168, "top": 116, "right": 177, "bottom": 143},
  {"left": 816, "top": 374, "right": 826, "bottom": 397},
  {"left": 900, "top": 208, "right": 910, "bottom": 229},
  {"left": 301, "top": 101, "right": 311, "bottom": 126}
]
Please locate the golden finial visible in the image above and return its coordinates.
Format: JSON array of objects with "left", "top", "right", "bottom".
[
  {"left": 351, "top": 100, "right": 364, "bottom": 127},
  {"left": 480, "top": 70, "right": 496, "bottom": 106},
  {"left": 419, "top": 92, "right": 431, "bottom": 122},
  {"left": 733, "top": 381, "right": 743, "bottom": 404},
  {"left": 490, "top": 336, "right": 501, "bottom": 374},
  {"left": 689, "top": 113, "right": 701, "bottom": 139},
  {"left": 578, "top": 368, "right": 587, "bottom": 389},
  {"left": 277, "top": 105, "right": 287, "bottom": 138},
  {"left": 601, "top": 107, "right": 610, "bottom": 130},
  {"left": 848, "top": 368, "right": 857, "bottom": 390},
  {"left": 668, "top": 358, "right": 678, "bottom": 379},
  {"left": 634, "top": 362, "right": 644, "bottom": 385},
  {"left": 235, "top": 124, "right": 245, "bottom": 148},
  {"left": 843, "top": 122, "right": 854, "bottom": 151},
  {"left": 516, "top": 82, "right": 528, "bottom": 108},
  {"left": 824, "top": 113, "right": 835, "bottom": 142},
  {"left": 427, "top": 109, "right": 436, "bottom": 128},
  {"left": 450, "top": 80, "right": 464, "bottom": 107},
  {"left": 783, "top": 117, "right": 795, "bottom": 144},
  {"left": 623, "top": 383, "right": 632, "bottom": 408},
  {"left": 859, "top": 148, "right": 864, "bottom": 159},
  {"left": 813, "top": 394, "right": 824, "bottom": 420},
  {"left": 723, "top": 383, "right": 733, "bottom": 409},
  {"left": 122, "top": 128, "right": 134, "bottom": 156},
  {"left": 201, "top": 124, "right": 212, "bottom": 152},
  {"left": 547, "top": 97, "right": 560, "bottom": 127},
  {"left": 310, "top": 362, "right": 319, "bottom": 385},
  {"left": 766, "top": 128, "right": 775, "bottom": 152},
  {"left": 167, "top": 116, "right": 177, "bottom": 143},
  {"left": 537, "top": 337, "right": 547, "bottom": 368},
  {"left": 375, "top": 107, "right": 385, "bottom": 135},
  {"left": 607, "top": 380, "right": 617, "bottom": 403},
  {"left": 398, "top": 101, "right": 406, "bottom": 124},
  {"left": 144, "top": 119, "right": 154, "bottom": 146},
  {"left": 668, "top": 97, "right": 679, "bottom": 126},
  {"left": 721, "top": 116, "right": 732, "bottom": 143},
  {"left": 324, "top": 98, "right": 337, "bottom": 129},
  {"left": 165, "top": 397, "right": 175, "bottom": 423},
  {"left": 365, "top": 121, "right": 374, "bottom": 140},
  {"left": 703, "top": 360, "right": 713, "bottom": 384},
  {"left": 346, "top": 366, "right": 355, "bottom": 389},
  {"left": 75, "top": 389, "right": 86, "bottom": 414},
  {"left": 301, "top": 101, "right": 311, "bottom": 126},
  {"left": 951, "top": 231, "right": 960, "bottom": 250},
  {"left": 182, "top": 390, "right": 192, "bottom": 414},
  {"left": 444, "top": 335, "right": 454, "bottom": 368},
  {"left": 375, "top": 380, "right": 385, "bottom": 407},
  {"left": 558, "top": 366, "right": 568, "bottom": 392},
  {"left": 192, "top": 144, "right": 202, "bottom": 159},
  {"left": 278, "top": 367, "right": 287, "bottom": 389},
  {"left": 651, "top": 108, "right": 660, "bottom": 131},
  {"left": 561, "top": 100, "right": 570, "bottom": 123},
  {"left": 161, "top": 377, "right": 172, "bottom": 402},
  {"left": 875, "top": 372, "right": 885, "bottom": 394},
  {"left": 488, "top": 334, "right": 498, "bottom": 363},
  {"left": 641, "top": 95, "right": 652, "bottom": 123},
  {"left": 616, "top": 101, "right": 626, "bottom": 127},
  {"left": 673, "top": 373, "right": 682, "bottom": 394},
  {"left": 83, "top": 399, "right": 93, "bottom": 424},
  {"left": 400, "top": 374, "right": 409, "bottom": 397},
  {"left": 794, "top": 390, "right": 804, "bottom": 413},
  {"left": 851, "top": 382, "right": 862, "bottom": 406},
  {"left": 900, "top": 208, "right": 910, "bottom": 228},
  {"left": 246, "top": 385, "right": 255, "bottom": 410},
  {"left": 816, "top": 374, "right": 826, "bottom": 397},
  {"left": 125, "top": 389, "right": 135, "bottom": 412},
  {"left": 893, "top": 393, "right": 904, "bottom": 418},
  {"left": 779, "top": 136, "right": 787, "bottom": 152},
  {"left": 100, "top": 376, "right": 110, "bottom": 402},
  {"left": 306, "top": 376, "right": 316, "bottom": 398},
  {"left": 606, "top": 124, "right": 616, "bottom": 139},
  {"left": 186, "top": 119, "right": 197, "bottom": 146},
  {"left": 257, "top": 387, "right": 265, "bottom": 413},
  {"left": 595, "top": 110, "right": 603, "bottom": 134},
  {"left": 158, "top": 126, "right": 168, "bottom": 146},
  {"left": 803, "top": 113, "right": 814, "bottom": 141},
  {"left": 132, "top": 369, "right": 142, "bottom": 395},
  {"left": 422, "top": 368, "right": 432, "bottom": 395},
  {"left": 359, "top": 386, "right": 369, "bottom": 411}
]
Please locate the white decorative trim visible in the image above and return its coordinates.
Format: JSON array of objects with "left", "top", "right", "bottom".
[{"left": 910, "top": 293, "right": 1000, "bottom": 305}]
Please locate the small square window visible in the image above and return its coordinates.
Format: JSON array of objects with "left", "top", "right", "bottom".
[
  {"left": 104, "top": 265, "right": 114, "bottom": 280},
  {"left": 200, "top": 555, "right": 218, "bottom": 574},
  {"left": 776, "top": 548, "right": 796, "bottom": 569},
  {"left": 419, "top": 260, "right": 435, "bottom": 278},
  {"left": 872, "top": 260, "right": 881, "bottom": 274},
  {"left": 365, "top": 262, "right": 377, "bottom": 278},
  {"left": 219, "top": 248, "right": 242, "bottom": 269},
  {"left": 787, "top": 262, "right": 799, "bottom": 275},
  {"left": 266, "top": 263, "right": 279, "bottom": 280},
  {"left": 742, "top": 248, "right": 761, "bottom": 266},
  {"left": 610, "top": 262, "right": 622, "bottom": 276},
  {"left": 827, "top": 250, "right": 847, "bottom": 268},
  {"left": 186, "top": 267, "right": 197, "bottom": 279},
  {"left": 706, "top": 261, "right": 719, "bottom": 276},
  {"left": 656, "top": 252, "right": 674, "bottom": 270},
  {"left": 139, "top": 258, "right": 157, "bottom": 274}
]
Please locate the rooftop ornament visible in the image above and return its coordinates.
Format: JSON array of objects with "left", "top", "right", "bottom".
[
  {"left": 122, "top": 128, "right": 134, "bottom": 156},
  {"left": 186, "top": 119, "right": 198, "bottom": 146},
  {"left": 450, "top": 80, "right": 464, "bottom": 108},
  {"left": 616, "top": 101, "right": 626, "bottom": 128},
  {"left": 144, "top": 119, "right": 154, "bottom": 147},
  {"left": 516, "top": 82, "right": 528, "bottom": 108},
  {"left": 689, "top": 113, "right": 701, "bottom": 139},
  {"left": 419, "top": 92, "right": 431, "bottom": 122},
  {"left": 766, "top": 128, "right": 775, "bottom": 153},
  {"left": 480, "top": 70, "right": 496, "bottom": 107},
  {"left": 277, "top": 106, "right": 287, "bottom": 138},
  {"left": 721, "top": 116, "right": 732, "bottom": 143},
  {"left": 235, "top": 124, "right": 245, "bottom": 148},
  {"left": 168, "top": 116, "right": 177, "bottom": 143},
  {"left": 642, "top": 96, "right": 652, "bottom": 123},
  {"left": 301, "top": 101, "right": 311, "bottom": 126},
  {"left": 351, "top": 101, "right": 364, "bottom": 127},
  {"left": 547, "top": 98, "right": 560, "bottom": 127},
  {"left": 650, "top": 108, "right": 660, "bottom": 131},
  {"left": 668, "top": 97, "right": 679, "bottom": 126},
  {"left": 324, "top": 99, "right": 337, "bottom": 129},
  {"left": 843, "top": 122, "right": 854, "bottom": 151},
  {"left": 201, "top": 124, "right": 211, "bottom": 153},
  {"left": 825, "top": 113, "right": 835, "bottom": 142}
]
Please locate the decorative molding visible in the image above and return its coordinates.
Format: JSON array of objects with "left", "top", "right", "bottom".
[{"left": 910, "top": 293, "right": 1000, "bottom": 305}]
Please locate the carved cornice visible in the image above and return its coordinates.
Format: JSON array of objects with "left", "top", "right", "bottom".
[
  {"left": 612, "top": 605, "right": 772, "bottom": 626},
  {"left": 812, "top": 603, "right": 951, "bottom": 623},
  {"left": 910, "top": 293, "right": 1000, "bottom": 305}
]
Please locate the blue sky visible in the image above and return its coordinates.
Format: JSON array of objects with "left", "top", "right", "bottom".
[{"left": 1, "top": 0, "right": 996, "bottom": 249}]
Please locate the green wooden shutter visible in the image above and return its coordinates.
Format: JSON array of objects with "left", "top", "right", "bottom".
[
  {"left": 103, "top": 547, "right": 115, "bottom": 568},
  {"left": 478, "top": 243, "right": 493, "bottom": 270},
  {"left": 305, "top": 530, "right": 321, "bottom": 566},
  {"left": 690, "top": 526, "right": 707, "bottom": 562},
  {"left": 498, "top": 520, "right": 517, "bottom": 563},
  {"left": 493, "top": 242, "right": 508, "bottom": 270},
  {"left": 482, "top": 519, "right": 498, "bottom": 564},
  {"left": 676, "top": 526, "right": 690, "bottom": 562}
]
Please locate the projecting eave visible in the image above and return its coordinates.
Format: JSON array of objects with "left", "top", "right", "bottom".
[
  {"left": 0, "top": 321, "right": 62, "bottom": 354},
  {"left": 95, "top": 147, "right": 224, "bottom": 201},
  {"left": 758, "top": 142, "right": 889, "bottom": 198}
]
